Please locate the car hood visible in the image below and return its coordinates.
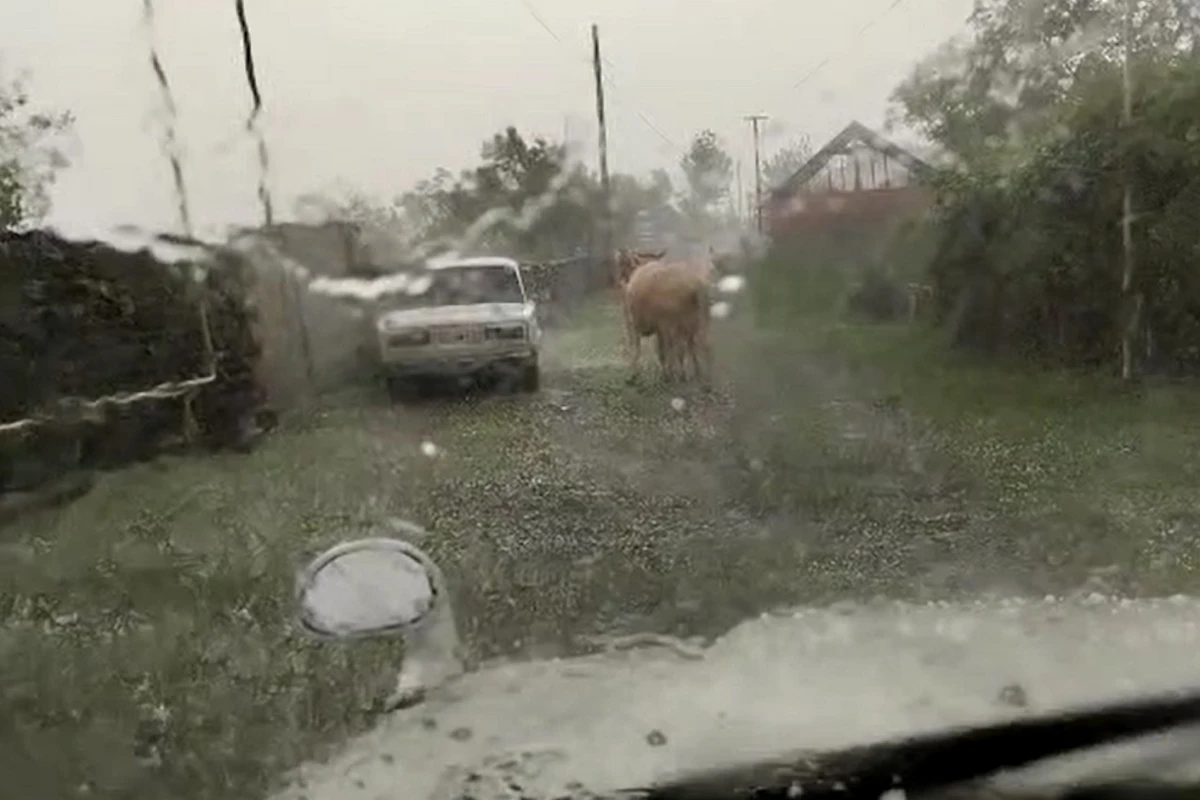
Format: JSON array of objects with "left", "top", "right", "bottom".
[
  {"left": 377, "top": 302, "right": 530, "bottom": 329},
  {"left": 271, "top": 595, "right": 1200, "bottom": 799}
]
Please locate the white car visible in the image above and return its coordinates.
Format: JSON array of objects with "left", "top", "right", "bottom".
[{"left": 373, "top": 256, "right": 542, "bottom": 396}]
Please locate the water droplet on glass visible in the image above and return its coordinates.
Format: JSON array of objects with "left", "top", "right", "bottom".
[
  {"left": 407, "top": 273, "right": 433, "bottom": 296},
  {"left": 717, "top": 274, "right": 745, "bottom": 294}
]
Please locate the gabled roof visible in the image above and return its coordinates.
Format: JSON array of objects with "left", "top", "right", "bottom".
[{"left": 772, "top": 120, "right": 936, "bottom": 198}]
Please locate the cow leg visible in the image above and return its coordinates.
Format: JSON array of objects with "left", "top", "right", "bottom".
[
  {"left": 677, "top": 334, "right": 693, "bottom": 384},
  {"left": 671, "top": 332, "right": 688, "bottom": 383},
  {"left": 676, "top": 328, "right": 697, "bottom": 384},
  {"left": 623, "top": 304, "right": 642, "bottom": 383},
  {"left": 627, "top": 325, "right": 645, "bottom": 384},
  {"left": 694, "top": 334, "right": 714, "bottom": 390},
  {"left": 627, "top": 310, "right": 639, "bottom": 359},
  {"left": 657, "top": 330, "right": 679, "bottom": 383},
  {"left": 667, "top": 327, "right": 687, "bottom": 383}
]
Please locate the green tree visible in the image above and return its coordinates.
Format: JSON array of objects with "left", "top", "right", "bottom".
[
  {"left": 392, "top": 127, "right": 587, "bottom": 257},
  {"left": 679, "top": 129, "right": 733, "bottom": 218},
  {"left": 0, "top": 65, "right": 72, "bottom": 229},
  {"left": 890, "top": 0, "right": 1200, "bottom": 166},
  {"left": 393, "top": 126, "right": 685, "bottom": 260},
  {"left": 610, "top": 169, "right": 679, "bottom": 249},
  {"left": 899, "top": 0, "right": 1200, "bottom": 374},
  {"left": 762, "top": 135, "right": 813, "bottom": 188}
]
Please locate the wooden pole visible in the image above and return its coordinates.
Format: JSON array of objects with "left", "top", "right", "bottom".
[
  {"left": 735, "top": 159, "right": 745, "bottom": 226},
  {"left": 744, "top": 114, "right": 768, "bottom": 233},
  {"left": 1119, "top": 0, "right": 1139, "bottom": 380},
  {"left": 591, "top": 24, "right": 613, "bottom": 279}
]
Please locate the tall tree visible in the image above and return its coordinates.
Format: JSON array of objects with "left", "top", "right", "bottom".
[
  {"left": 0, "top": 65, "right": 73, "bottom": 229},
  {"left": 890, "top": 0, "right": 1200, "bottom": 164},
  {"left": 893, "top": 0, "right": 1200, "bottom": 375},
  {"left": 762, "top": 135, "right": 813, "bottom": 188},
  {"left": 679, "top": 129, "right": 733, "bottom": 217},
  {"left": 609, "top": 169, "right": 680, "bottom": 249}
]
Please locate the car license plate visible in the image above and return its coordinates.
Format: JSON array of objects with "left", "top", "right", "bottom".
[{"left": 436, "top": 326, "right": 481, "bottom": 344}]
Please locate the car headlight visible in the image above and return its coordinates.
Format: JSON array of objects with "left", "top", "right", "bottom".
[
  {"left": 485, "top": 325, "right": 526, "bottom": 341},
  {"left": 388, "top": 329, "right": 430, "bottom": 347}
]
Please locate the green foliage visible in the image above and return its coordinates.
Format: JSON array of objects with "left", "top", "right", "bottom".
[
  {"left": 762, "top": 135, "right": 813, "bottom": 188},
  {"left": 889, "top": 0, "right": 1200, "bottom": 168},
  {"left": 753, "top": 210, "right": 938, "bottom": 330},
  {"left": 890, "top": 0, "right": 1200, "bottom": 373},
  {"left": 0, "top": 65, "right": 72, "bottom": 230},
  {"left": 846, "top": 265, "right": 909, "bottom": 323},
  {"left": 313, "top": 126, "right": 686, "bottom": 262},
  {"left": 749, "top": 231, "right": 862, "bottom": 323},
  {"left": 679, "top": 129, "right": 734, "bottom": 221}
]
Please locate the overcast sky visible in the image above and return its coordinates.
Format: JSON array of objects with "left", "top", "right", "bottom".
[{"left": 5, "top": 0, "right": 972, "bottom": 242}]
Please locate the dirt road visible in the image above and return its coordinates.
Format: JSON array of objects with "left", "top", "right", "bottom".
[{"left": 302, "top": 300, "right": 1064, "bottom": 662}]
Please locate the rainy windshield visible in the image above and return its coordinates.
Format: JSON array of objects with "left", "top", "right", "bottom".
[
  {"left": 423, "top": 264, "right": 526, "bottom": 306},
  {"left": 4, "top": 1, "right": 1200, "bottom": 798},
  {"left": 374, "top": 263, "right": 526, "bottom": 311}
]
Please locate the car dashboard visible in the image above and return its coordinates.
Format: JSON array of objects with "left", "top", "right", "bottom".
[{"left": 534, "top": 687, "right": 1200, "bottom": 800}]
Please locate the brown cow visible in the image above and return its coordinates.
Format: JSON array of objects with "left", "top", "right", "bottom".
[
  {"left": 613, "top": 247, "right": 666, "bottom": 288},
  {"left": 613, "top": 247, "right": 664, "bottom": 368},
  {"left": 620, "top": 255, "right": 714, "bottom": 386}
]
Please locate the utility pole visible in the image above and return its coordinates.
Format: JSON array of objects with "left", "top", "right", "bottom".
[
  {"left": 735, "top": 159, "right": 745, "bottom": 227},
  {"left": 1119, "top": 0, "right": 1139, "bottom": 381},
  {"left": 591, "top": 24, "right": 613, "bottom": 279},
  {"left": 744, "top": 114, "right": 768, "bottom": 233}
]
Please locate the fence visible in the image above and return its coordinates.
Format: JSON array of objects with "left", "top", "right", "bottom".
[
  {"left": 519, "top": 253, "right": 601, "bottom": 326},
  {"left": 231, "top": 234, "right": 375, "bottom": 409}
]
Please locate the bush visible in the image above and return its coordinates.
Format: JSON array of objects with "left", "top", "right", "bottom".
[
  {"left": 753, "top": 213, "right": 939, "bottom": 327},
  {"left": 924, "top": 58, "right": 1200, "bottom": 374},
  {"left": 847, "top": 265, "right": 909, "bottom": 322},
  {"left": 0, "top": 230, "right": 266, "bottom": 493}
]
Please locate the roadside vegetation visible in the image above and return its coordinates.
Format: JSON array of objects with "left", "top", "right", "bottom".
[{"left": 744, "top": 0, "right": 1200, "bottom": 597}]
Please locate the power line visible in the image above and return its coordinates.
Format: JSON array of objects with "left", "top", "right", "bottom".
[
  {"left": 792, "top": 0, "right": 913, "bottom": 90},
  {"left": 514, "top": 0, "right": 681, "bottom": 151},
  {"left": 517, "top": 0, "right": 563, "bottom": 43}
]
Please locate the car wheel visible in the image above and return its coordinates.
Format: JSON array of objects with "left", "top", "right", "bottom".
[{"left": 520, "top": 358, "right": 540, "bottom": 393}]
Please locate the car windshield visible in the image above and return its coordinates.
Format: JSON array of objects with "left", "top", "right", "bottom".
[
  {"left": 423, "top": 263, "right": 525, "bottom": 306},
  {"left": 6, "top": 1, "right": 1200, "bottom": 799}
]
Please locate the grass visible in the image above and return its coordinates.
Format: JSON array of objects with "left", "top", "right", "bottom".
[
  {"left": 0, "top": 297, "right": 835, "bottom": 800},
  {"left": 765, "top": 311, "right": 1200, "bottom": 594},
  {"left": 1, "top": 414, "right": 421, "bottom": 800},
  {"left": 7, "top": 283, "right": 1200, "bottom": 800}
]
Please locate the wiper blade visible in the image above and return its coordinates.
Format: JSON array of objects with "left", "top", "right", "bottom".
[{"left": 625, "top": 687, "right": 1200, "bottom": 799}]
